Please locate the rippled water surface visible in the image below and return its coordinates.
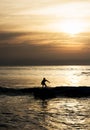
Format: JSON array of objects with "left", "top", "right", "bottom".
[
  {"left": 0, "top": 66, "right": 90, "bottom": 130},
  {"left": 0, "top": 95, "right": 90, "bottom": 130},
  {"left": 0, "top": 66, "right": 90, "bottom": 88}
]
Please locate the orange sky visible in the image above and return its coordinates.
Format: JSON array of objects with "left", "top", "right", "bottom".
[
  {"left": 0, "top": 0, "right": 90, "bottom": 65},
  {"left": 0, "top": 0, "right": 90, "bottom": 32}
]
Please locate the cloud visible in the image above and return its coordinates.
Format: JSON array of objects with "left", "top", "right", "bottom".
[
  {"left": 0, "top": 31, "right": 26, "bottom": 41},
  {"left": 0, "top": 42, "right": 58, "bottom": 65},
  {"left": 0, "top": 31, "right": 90, "bottom": 65},
  {"left": 0, "top": 0, "right": 90, "bottom": 33}
]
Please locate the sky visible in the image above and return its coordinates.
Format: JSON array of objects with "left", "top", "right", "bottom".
[{"left": 0, "top": 0, "right": 90, "bottom": 65}]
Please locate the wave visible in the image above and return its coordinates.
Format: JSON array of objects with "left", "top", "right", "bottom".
[{"left": 0, "top": 86, "right": 90, "bottom": 99}]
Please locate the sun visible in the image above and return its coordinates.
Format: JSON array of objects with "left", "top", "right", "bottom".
[
  {"left": 50, "top": 20, "right": 84, "bottom": 35},
  {"left": 61, "top": 20, "right": 83, "bottom": 35}
]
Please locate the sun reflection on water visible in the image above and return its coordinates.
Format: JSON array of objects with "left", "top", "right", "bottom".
[
  {"left": 49, "top": 66, "right": 87, "bottom": 87},
  {"left": 66, "top": 69, "right": 81, "bottom": 86},
  {"left": 40, "top": 98, "right": 88, "bottom": 130}
]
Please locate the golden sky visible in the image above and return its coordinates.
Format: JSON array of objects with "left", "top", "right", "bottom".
[
  {"left": 0, "top": 0, "right": 90, "bottom": 33},
  {"left": 0, "top": 0, "right": 90, "bottom": 65}
]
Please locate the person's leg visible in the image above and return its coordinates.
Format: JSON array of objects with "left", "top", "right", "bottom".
[{"left": 45, "top": 83, "right": 47, "bottom": 88}]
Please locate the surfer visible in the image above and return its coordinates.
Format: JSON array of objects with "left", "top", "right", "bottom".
[{"left": 41, "top": 78, "right": 50, "bottom": 88}]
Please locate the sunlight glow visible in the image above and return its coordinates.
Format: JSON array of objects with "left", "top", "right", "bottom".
[
  {"left": 66, "top": 66, "right": 82, "bottom": 86},
  {"left": 61, "top": 20, "right": 84, "bottom": 35},
  {"left": 51, "top": 20, "right": 85, "bottom": 35}
]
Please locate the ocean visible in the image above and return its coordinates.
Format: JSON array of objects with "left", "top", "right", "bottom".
[{"left": 0, "top": 65, "right": 90, "bottom": 130}]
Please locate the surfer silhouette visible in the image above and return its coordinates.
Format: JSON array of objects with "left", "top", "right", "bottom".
[{"left": 41, "top": 78, "right": 50, "bottom": 88}]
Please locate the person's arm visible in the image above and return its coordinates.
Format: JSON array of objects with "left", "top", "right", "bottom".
[{"left": 46, "top": 80, "right": 50, "bottom": 83}]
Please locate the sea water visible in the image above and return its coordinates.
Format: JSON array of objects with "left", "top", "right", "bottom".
[
  {"left": 0, "top": 65, "right": 90, "bottom": 88},
  {"left": 0, "top": 66, "right": 90, "bottom": 130}
]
